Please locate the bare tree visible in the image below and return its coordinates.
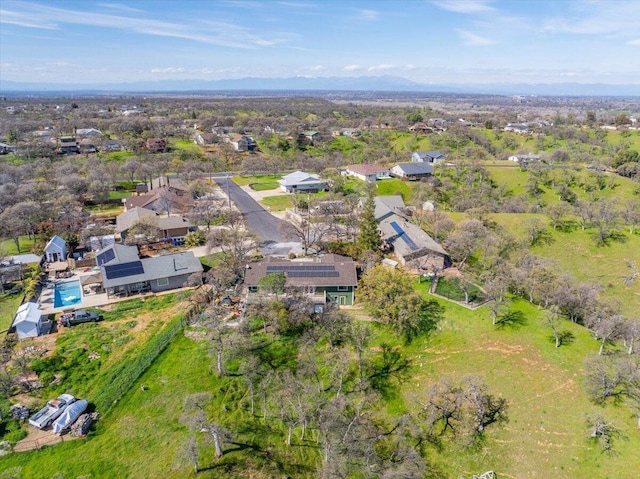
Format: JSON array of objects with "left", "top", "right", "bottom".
[{"left": 207, "top": 212, "right": 259, "bottom": 275}]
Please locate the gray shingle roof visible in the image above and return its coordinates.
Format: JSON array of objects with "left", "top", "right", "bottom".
[
  {"left": 100, "top": 251, "right": 202, "bottom": 288},
  {"left": 394, "top": 163, "right": 434, "bottom": 175},
  {"left": 379, "top": 215, "right": 448, "bottom": 258}
]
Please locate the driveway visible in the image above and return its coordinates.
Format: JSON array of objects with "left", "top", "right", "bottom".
[{"left": 213, "top": 176, "right": 297, "bottom": 246}]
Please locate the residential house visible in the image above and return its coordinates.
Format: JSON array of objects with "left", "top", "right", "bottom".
[
  {"left": 79, "top": 138, "right": 97, "bottom": 153},
  {"left": 411, "top": 150, "right": 446, "bottom": 164},
  {"left": 379, "top": 216, "right": 449, "bottom": 273},
  {"left": 195, "top": 132, "right": 218, "bottom": 145},
  {"left": 228, "top": 134, "right": 257, "bottom": 152},
  {"left": 508, "top": 153, "right": 541, "bottom": 163},
  {"left": 57, "top": 136, "right": 79, "bottom": 154},
  {"left": 102, "top": 139, "right": 125, "bottom": 151},
  {"left": 244, "top": 254, "right": 357, "bottom": 306},
  {"left": 343, "top": 164, "right": 390, "bottom": 182},
  {"left": 303, "top": 131, "right": 321, "bottom": 144},
  {"left": 148, "top": 176, "right": 189, "bottom": 196},
  {"left": 0, "top": 143, "right": 15, "bottom": 154},
  {"left": 95, "top": 244, "right": 203, "bottom": 298},
  {"left": 76, "top": 128, "right": 102, "bottom": 138},
  {"left": 360, "top": 195, "right": 408, "bottom": 222},
  {"left": 123, "top": 187, "right": 194, "bottom": 214},
  {"left": 278, "top": 171, "right": 328, "bottom": 193},
  {"left": 390, "top": 163, "right": 434, "bottom": 180},
  {"left": 503, "top": 123, "right": 531, "bottom": 134},
  {"left": 116, "top": 207, "right": 196, "bottom": 242},
  {"left": 13, "top": 302, "right": 46, "bottom": 339},
  {"left": 44, "top": 235, "right": 67, "bottom": 263},
  {"left": 145, "top": 138, "right": 167, "bottom": 153}
]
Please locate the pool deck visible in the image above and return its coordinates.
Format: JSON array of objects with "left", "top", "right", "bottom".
[{"left": 39, "top": 269, "right": 186, "bottom": 316}]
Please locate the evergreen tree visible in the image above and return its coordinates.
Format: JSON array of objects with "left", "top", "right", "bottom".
[{"left": 357, "top": 186, "right": 381, "bottom": 252}]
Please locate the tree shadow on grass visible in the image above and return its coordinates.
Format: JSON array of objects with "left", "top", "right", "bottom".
[{"left": 495, "top": 310, "right": 527, "bottom": 330}]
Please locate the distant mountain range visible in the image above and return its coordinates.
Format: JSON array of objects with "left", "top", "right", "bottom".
[{"left": 1, "top": 75, "right": 639, "bottom": 97}]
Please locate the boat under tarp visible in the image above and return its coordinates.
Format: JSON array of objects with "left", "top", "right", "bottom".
[{"left": 52, "top": 399, "right": 88, "bottom": 434}]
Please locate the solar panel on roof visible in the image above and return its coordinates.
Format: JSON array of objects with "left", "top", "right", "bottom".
[
  {"left": 104, "top": 261, "right": 144, "bottom": 279},
  {"left": 266, "top": 265, "right": 335, "bottom": 273},
  {"left": 389, "top": 221, "right": 419, "bottom": 251},
  {"left": 97, "top": 248, "right": 115, "bottom": 265}
]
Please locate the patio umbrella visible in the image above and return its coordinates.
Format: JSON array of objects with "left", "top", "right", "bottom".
[{"left": 81, "top": 273, "right": 102, "bottom": 286}]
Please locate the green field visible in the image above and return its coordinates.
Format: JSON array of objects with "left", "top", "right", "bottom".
[
  {"left": 375, "top": 178, "right": 412, "bottom": 201},
  {"left": 2, "top": 289, "right": 638, "bottom": 478}
]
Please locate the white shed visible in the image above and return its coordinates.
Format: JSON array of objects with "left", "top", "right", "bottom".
[
  {"left": 44, "top": 235, "right": 67, "bottom": 263},
  {"left": 13, "top": 302, "right": 43, "bottom": 339}
]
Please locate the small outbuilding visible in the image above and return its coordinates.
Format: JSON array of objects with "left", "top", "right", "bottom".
[
  {"left": 44, "top": 235, "right": 67, "bottom": 263},
  {"left": 13, "top": 302, "right": 44, "bottom": 339}
]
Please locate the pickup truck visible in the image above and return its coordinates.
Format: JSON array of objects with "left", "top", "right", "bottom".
[
  {"left": 28, "top": 394, "right": 76, "bottom": 429},
  {"left": 60, "top": 310, "right": 101, "bottom": 327}
]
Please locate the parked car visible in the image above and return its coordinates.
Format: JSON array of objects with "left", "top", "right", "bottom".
[
  {"left": 60, "top": 310, "right": 101, "bottom": 327},
  {"left": 29, "top": 394, "right": 76, "bottom": 429}
]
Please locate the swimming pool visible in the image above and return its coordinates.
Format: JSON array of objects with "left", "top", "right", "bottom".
[{"left": 54, "top": 280, "right": 82, "bottom": 308}]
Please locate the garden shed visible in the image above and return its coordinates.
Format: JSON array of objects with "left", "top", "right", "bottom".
[
  {"left": 13, "top": 302, "right": 44, "bottom": 339},
  {"left": 44, "top": 235, "right": 67, "bottom": 263}
]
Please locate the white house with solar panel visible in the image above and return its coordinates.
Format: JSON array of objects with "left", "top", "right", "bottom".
[
  {"left": 243, "top": 254, "right": 357, "bottom": 306},
  {"left": 95, "top": 243, "right": 202, "bottom": 298}
]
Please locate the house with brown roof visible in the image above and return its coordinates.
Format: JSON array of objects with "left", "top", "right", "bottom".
[
  {"left": 244, "top": 254, "right": 357, "bottom": 306},
  {"left": 115, "top": 207, "right": 196, "bottom": 242},
  {"left": 343, "top": 164, "right": 390, "bottom": 182},
  {"left": 145, "top": 138, "right": 167, "bottom": 153},
  {"left": 123, "top": 186, "right": 194, "bottom": 214}
]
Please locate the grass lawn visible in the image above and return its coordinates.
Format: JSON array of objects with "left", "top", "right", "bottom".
[
  {"left": 97, "top": 151, "right": 134, "bottom": 162},
  {"left": 375, "top": 178, "right": 413, "bottom": 201},
  {"left": 232, "top": 174, "right": 281, "bottom": 187},
  {"left": 434, "top": 276, "right": 485, "bottom": 303},
  {"left": 172, "top": 140, "right": 204, "bottom": 155},
  {"left": 0, "top": 293, "right": 22, "bottom": 331},
  {"left": 108, "top": 190, "right": 131, "bottom": 200},
  {"left": 1, "top": 237, "right": 37, "bottom": 256},
  {"left": 250, "top": 181, "right": 279, "bottom": 191},
  {"left": 260, "top": 195, "right": 293, "bottom": 212}
]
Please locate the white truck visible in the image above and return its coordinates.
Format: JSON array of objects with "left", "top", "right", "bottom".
[{"left": 28, "top": 394, "right": 76, "bottom": 429}]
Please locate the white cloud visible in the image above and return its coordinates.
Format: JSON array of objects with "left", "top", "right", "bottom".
[
  {"left": 97, "top": 3, "right": 144, "bottom": 13},
  {"left": 343, "top": 64, "right": 362, "bottom": 71},
  {"left": 0, "top": 1, "right": 292, "bottom": 49},
  {"left": 150, "top": 67, "right": 185, "bottom": 74},
  {"left": 627, "top": 39, "right": 640, "bottom": 46},
  {"left": 431, "top": 0, "right": 495, "bottom": 14},
  {"left": 277, "top": 1, "right": 316, "bottom": 7},
  {"left": 359, "top": 9, "right": 379, "bottom": 21},
  {"left": 368, "top": 64, "right": 395, "bottom": 71},
  {"left": 307, "top": 64, "right": 325, "bottom": 71},
  {"left": 541, "top": 1, "right": 640, "bottom": 36},
  {"left": 456, "top": 29, "right": 495, "bottom": 46}
]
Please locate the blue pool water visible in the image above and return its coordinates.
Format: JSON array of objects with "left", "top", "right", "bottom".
[{"left": 54, "top": 280, "right": 82, "bottom": 308}]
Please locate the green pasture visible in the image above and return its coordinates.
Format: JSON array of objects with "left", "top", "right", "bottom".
[{"left": 408, "top": 287, "right": 640, "bottom": 478}]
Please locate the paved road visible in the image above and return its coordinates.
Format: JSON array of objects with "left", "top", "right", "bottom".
[{"left": 213, "top": 175, "right": 296, "bottom": 244}]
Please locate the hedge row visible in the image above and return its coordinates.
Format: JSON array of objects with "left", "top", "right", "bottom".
[{"left": 92, "top": 316, "right": 184, "bottom": 414}]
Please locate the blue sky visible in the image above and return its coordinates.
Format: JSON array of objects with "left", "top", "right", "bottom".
[{"left": 1, "top": 0, "right": 639, "bottom": 84}]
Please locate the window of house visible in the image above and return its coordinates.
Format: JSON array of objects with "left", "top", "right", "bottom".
[
  {"left": 337, "top": 286, "right": 349, "bottom": 291},
  {"left": 157, "top": 278, "right": 169, "bottom": 286}
]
